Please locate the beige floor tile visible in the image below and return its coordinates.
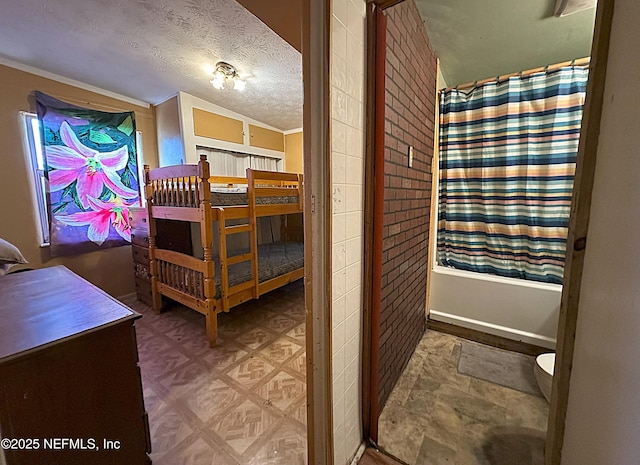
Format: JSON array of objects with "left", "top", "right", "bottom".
[
  {"left": 260, "top": 337, "right": 304, "bottom": 364},
  {"left": 286, "top": 323, "right": 306, "bottom": 342},
  {"left": 378, "top": 405, "right": 429, "bottom": 464},
  {"left": 155, "top": 436, "right": 240, "bottom": 465},
  {"left": 263, "top": 314, "right": 301, "bottom": 333},
  {"left": 248, "top": 420, "right": 308, "bottom": 465},
  {"left": 201, "top": 342, "right": 250, "bottom": 371},
  {"left": 148, "top": 400, "right": 196, "bottom": 458},
  {"left": 123, "top": 279, "right": 306, "bottom": 465},
  {"left": 255, "top": 370, "right": 306, "bottom": 412},
  {"left": 225, "top": 355, "right": 277, "bottom": 389},
  {"left": 236, "top": 327, "right": 278, "bottom": 350},
  {"left": 181, "top": 378, "right": 244, "bottom": 423},
  {"left": 286, "top": 352, "right": 307, "bottom": 380},
  {"left": 210, "top": 399, "right": 277, "bottom": 455}
]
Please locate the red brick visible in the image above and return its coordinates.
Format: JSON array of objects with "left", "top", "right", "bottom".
[{"left": 378, "top": 0, "right": 436, "bottom": 412}]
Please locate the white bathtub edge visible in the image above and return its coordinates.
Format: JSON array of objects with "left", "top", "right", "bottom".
[{"left": 429, "top": 310, "right": 557, "bottom": 350}]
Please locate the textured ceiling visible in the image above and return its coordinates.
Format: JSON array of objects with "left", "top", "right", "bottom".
[
  {"left": 0, "top": 0, "right": 303, "bottom": 130},
  {"left": 415, "top": 0, "right": 597, "bottom": 87}
]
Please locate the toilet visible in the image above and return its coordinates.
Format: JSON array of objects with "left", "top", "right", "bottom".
[{"left": 534, "top": 353, "right": 555, "bottom": 402}]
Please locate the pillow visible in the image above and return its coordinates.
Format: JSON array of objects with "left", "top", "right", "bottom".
[{"left": 0, "top": 238, "right": 28, "bottom": 275}]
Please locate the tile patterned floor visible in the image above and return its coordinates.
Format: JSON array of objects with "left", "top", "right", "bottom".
[
  {"left": 378, "top": 330, "right": 549, "bottom": 465},
  {"left": 121, "top": 280, "right": 307, "bottom": 465}
]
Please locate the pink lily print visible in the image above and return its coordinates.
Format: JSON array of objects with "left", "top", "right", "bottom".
[
  {"left": 47, "top": 121, "right": 138, "bottom": 208},
  {"left": 56, "top": 196, "right": 133, "bottom": 245}
]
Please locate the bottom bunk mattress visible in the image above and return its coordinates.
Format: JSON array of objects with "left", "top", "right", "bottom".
[{"left": 215, "top": 241, "right": 304, "bottom": 297}]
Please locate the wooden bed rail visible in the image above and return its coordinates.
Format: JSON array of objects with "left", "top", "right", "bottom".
[
  {"left": 154, "top": 249, "right": 209, "bottom": 274},
  {"left": 250, "top": 170, "right": 300, "bottom": 182},
  {"left": 209, "top": 175, "right": 247, "bottom": 186},
  {"left": 148, "top": 176, "right": 201, "bottom": 208},
  {"left": 155, "top": 257, "right": 206, "bottom": 301}
]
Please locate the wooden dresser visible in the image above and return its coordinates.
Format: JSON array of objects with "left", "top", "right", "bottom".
[
  {"left": 129, "top": 207, "right": 192, "bottom": 306},
  {"left": 0, "top": 266, "right": 151, "bottom": 465}
]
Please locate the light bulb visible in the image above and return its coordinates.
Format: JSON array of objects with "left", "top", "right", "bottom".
[
  {"left": 211, "top": 76, "right": 224, "bottom": 89},
  {"left": 225, "top": 78, "right": 235, "bottom": 90},
  {"left": 234, "top": 79, "right": 246, "bottom": 91}
]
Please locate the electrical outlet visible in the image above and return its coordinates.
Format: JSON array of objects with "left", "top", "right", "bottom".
[{"left": 408, "top": 145, "right": 414, "bottom": 168}]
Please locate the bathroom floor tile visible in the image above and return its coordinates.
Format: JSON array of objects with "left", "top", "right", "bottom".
[{"left": 377, "top": 330, "right": 549, "bottom": 465}]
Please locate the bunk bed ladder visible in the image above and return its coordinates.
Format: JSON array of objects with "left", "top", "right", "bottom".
[
  {"left": 247, "top": 169, "right": 260, "bottom": 300},
  {"left": 216, "top": 207, "right": 259, "bottom": 312}
]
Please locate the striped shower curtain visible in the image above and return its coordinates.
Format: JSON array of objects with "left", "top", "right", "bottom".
[{"left": 437, "top": 67, "right": 589, "bottom": 284}]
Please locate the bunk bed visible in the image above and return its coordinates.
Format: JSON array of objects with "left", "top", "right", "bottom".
[{"left": 144, "top": 155, "right": 304, "bottom": 347}]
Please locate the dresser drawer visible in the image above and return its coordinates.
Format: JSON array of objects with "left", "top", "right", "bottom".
[
  {"left": 131, "top": 229, "right": 150, "bottom": 248},
  {"left": 135, "top": 277, "right": 153, "bottom": 306},
  {"left": 129, "top": 207, "right": 150, "bottom": 233},
  {"left": 134, "top": 263, "right": 150, "bottom": 281},
  {"left": 132, "top": 244, "right": 150, "bottom": 266}
]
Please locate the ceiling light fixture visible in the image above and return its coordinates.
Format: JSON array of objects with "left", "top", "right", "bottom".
[{"left": 210, "top": 61, "right": 246, "bottom": 91}]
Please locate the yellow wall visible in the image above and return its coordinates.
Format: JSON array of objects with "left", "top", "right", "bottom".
[
  {"left": 0, "top": 64, "right": 158, "bottom": 296},
  {"left": 284, "top": 131, "right": 303, "bottom": 173}
]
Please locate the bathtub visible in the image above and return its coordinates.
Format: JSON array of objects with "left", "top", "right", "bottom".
[{"left": 428, "top": 265, "right": 562, "bottom": 349}]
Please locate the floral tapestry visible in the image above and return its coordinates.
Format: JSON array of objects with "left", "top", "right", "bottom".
[{"left": 36, "top": 92, "right": 139, "bottom": 257}]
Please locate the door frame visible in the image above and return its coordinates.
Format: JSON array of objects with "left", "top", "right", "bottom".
[
  {"left": 303, "top": 0, "right": 334, "bottom": 464},
  {"left": 360, "top": 0, "right": 616, "bottom": 463},
  {"left": 546, "top": 0, "right": 614, "bottom": 463}
]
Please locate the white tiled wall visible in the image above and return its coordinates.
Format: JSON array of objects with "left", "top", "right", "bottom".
[{"left": 331, "top": 0, "right": 366, "bottom": 464}]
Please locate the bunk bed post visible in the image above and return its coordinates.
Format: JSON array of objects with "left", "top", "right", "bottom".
[
  {"left": 198, "top": 155, "right": 218, "bottom": 346},
  {"left": 297, "top": 173, "right": 304, "bottom": 211},
  {"left": 247, "top": 168, "right": 260, "bottom": 299},
  {"left": 144, "top": 164, "right": 163, "bottom": 313},
  {"left": 216, "top": 207, "right": 230, "bottom": 313}
]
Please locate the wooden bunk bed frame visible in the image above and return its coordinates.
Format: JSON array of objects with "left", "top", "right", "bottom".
[{"left": 144, "top": 155, "right": 304, "bottom": 347}]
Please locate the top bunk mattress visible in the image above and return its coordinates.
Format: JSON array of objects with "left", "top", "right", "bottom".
[
  {"left": 209, "top": 187, "right": 298, "bottom": 207},
  {"left": 151, "top": 185, "right": 299, "bottom": 208}
]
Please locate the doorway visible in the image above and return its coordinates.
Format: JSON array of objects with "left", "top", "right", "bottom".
[{"left": 362, "top": 1, "right": 614, "bottom": 464}]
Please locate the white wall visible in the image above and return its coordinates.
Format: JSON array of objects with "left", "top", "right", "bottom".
[
  {"left": 561, "top": 0, "right": 640, "bottom": 463},
  {"left": 429, "top": 268, "right": 561, "bottom": 348},
  {"left": 331, "top": 0, "right": 366, "bottom": 463}
]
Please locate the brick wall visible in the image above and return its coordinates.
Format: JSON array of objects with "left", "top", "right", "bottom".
[{"left": 378, "top": 0, "right": 437, "bottom": 409}]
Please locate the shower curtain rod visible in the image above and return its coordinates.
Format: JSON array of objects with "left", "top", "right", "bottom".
[{"left": 441, "top": 56, "right": 591, "bottom": 93}]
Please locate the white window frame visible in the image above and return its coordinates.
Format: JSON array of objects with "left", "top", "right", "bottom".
[
  {"left": 20, "top": 112, "right": 50, "bottom": 246},
  {"left": 136, "top": 131, "right": 146, "bottom": 207}
]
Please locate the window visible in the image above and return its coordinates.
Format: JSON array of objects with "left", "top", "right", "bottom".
[
  {"left": 197, "top": 146, "right": 282, "bottom": 177},
  {"left": 136, "top": 131, "right": 146, "bottom": 207},
  {"left": 21, "top": 113, "right": 146, "bottom": 245},
  {"left": 21, "top": 112, "right": 50, "bottom": 246}
]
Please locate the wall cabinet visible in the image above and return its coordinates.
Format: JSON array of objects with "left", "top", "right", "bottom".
[{"left": 155, "top": 91, "right": 287, "bottom": 166}]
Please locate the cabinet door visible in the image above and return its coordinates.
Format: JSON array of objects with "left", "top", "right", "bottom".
[
  {"left": 248, "top": 124, "right": 285, "bottom": 151},
  {"left": 193, "top": 108, "right": 244, "bottom": 144}
]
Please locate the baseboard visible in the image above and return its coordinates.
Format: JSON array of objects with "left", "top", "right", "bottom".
[
  {"left": 349, "top": 443, "right": 367, "bottom": 465},
  {"left": 117, "top": 292, "right": 137, "bottom": 301},
  {"left": 358, "top": 446, "right": 408, "bottom": 465},
  {"left": 427, "top": 317, "right": 551, "bottom": 357}
]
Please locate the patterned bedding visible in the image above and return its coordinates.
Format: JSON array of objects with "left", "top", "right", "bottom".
[
  {"left": 210, "top": 189, "right": 298, "bottom": 206},
  {"left": 213, "top": 241, "right": 303, "bottom": 297}
]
